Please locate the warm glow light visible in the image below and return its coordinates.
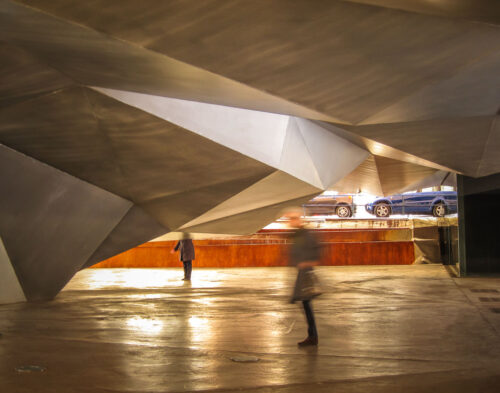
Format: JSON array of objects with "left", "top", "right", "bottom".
[
  {"left": 187, "top": 315, "right": 214, "bottom": 347},
  {"left": 126, "top": 317, "right": 164, "bottom": 334},
  {"left": 188, "top": 316, "right": 209, "bottom": 329},
  {"left": 368, "top": 141, "right": 389, "bottom": 156},
  {"left": 193, "top": 297, "right": 213, "bottom": 306},
  {"left": 65, "top": 268, "right": 228, "bottom": 293},
  {"left": 83, "top": 269, "right": 176, "bottom": 290}
]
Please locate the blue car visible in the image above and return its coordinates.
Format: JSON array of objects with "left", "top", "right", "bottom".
[{"left": 365, "top": 191, "right": 457, "bottom": 218}]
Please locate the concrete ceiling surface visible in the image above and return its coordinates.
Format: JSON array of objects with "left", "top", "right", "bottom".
[
  {"left": 279, "top": 118, "right": 324, "bottom": 189},
  {"left": 94, "top": 88, "right": 291, "bottom": 170},
  {"left": 16, "top": 0, "right": 500, "bottom": 125},
  {"left": 294, "top": 118, "right": 370, "bottom": 188},
  {"left": 84, "top": 89, "right": 276, "bottom": 206},
  {"left": 0, "top": 86, "right": 132, "bottom": 198},
  {"left": 94, "top": 88, "right": 370, "bottom": 190},
  {"left": 0, "top": 84, "right": 278, "bottom": 226},
  {"left": 374, "top": 156, "right": 438, "bottom": 196},
  {"left": 343, "top": 117, "right": 497, "bottom": 175},
  {"left": 314, "top": 120, "right": 454, "bottom": 172},
  {"left": 181, "top": 171, "right": 322, "bottom": 229},
  {"left": 342, "top": 0, "right": 500, "bottom": 25},
  {"left": 332, "top": 156, "right": 384, "bottom": 196},
  {"left": 0, "top": 0, "right": 498, "bottom": 180},
  {"left": 141, "top": 174, "right": 275, "bottom": 230},
  {"left": 83, "top": 206, "right": 169, "bottom": 269},
  {"left": 1, "top": 0, "right": 499, "bottom": 180},
  {"left": 0, "top": 41, "right": 72, "bottom": 110},
  {"left": 182, "top": 194, "right": 318, "bottom": 236},
  {"left": 360, "top": 50, "right": 500, "bottom": 124},
  {"left": 331, "top": 155, "right": 438, "bottom": 196},
  {"left": 0, "top": 0, "right": 332, "bottom": 122},
  {"left": 0, "top": 145, "right": 132, "bottom": 300},
  {"left": 400, "top": 171, "right": 457, "bottom": 194}
]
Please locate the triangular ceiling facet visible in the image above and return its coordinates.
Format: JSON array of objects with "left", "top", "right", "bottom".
[
  {"left": 279, "top": 118, "right": 324, "bottom": 188},
  {"left": 182, "top": 194, "right": 319, "bottom": 236},
  {"left": 181, "top": 170, "right": 321, "bottom": 229},
  {"left": 0, "top": 145, "right": 131, "bottom": 300},
  {"left": 93, "top": 87, "right": 290, "bottom": 169},
  {"left": 361, "top": 50, "right": 500, "bottom": 124},
  {"left": 331, "top": 155, "right": 383, "bottom": 195},
  {"left": 331, "top": 155, "right": 439, "bottom": 196},
  {"left": 83, "top": 206, "right": 169, "bottom": 269},
  {"left": 344, "top": 117, "right": 494, "bottom": 176},
  {"left": 142, "top": 173, "right": 274, "bottom": 230},
  {"left": 295, "top": 118, "right": 370, "bottom": 188},
  {"left": 374, "top": 155, "right": 438, "bottom": 195}
]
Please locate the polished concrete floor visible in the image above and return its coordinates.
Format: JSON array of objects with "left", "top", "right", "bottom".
[{"left": 1, "top": 265, "right": 500, "bottom": 392}]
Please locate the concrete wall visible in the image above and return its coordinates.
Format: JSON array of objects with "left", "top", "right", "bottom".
[
  {"left": 0, "top": 237, "right": 26, "bottom": 304},
  {"left": 458, "top": 173, "right": 500, "bottom": 275}
]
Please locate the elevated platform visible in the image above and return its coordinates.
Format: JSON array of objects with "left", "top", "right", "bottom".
[
  {"left": 92, "top": 218, "right": 458, "bottom": 269},
  {"left": 92, "top": 228, "right": 413, "bottom": 268}
]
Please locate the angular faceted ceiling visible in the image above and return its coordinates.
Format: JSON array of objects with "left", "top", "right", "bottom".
[
  {"left": 1, "top": 0, "right": 499, "bottom": 175},
  {"left": 0, "top": 0, "right": 499, "bottom": 300}
]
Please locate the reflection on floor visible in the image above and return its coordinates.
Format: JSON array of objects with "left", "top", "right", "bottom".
[{"left": 1, "top": 266, "right": 499, "bottom": 392}]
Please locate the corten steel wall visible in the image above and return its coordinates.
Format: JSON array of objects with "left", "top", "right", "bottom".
[{"left": 91, "top": 229, "right": 414, "bottom": 268}]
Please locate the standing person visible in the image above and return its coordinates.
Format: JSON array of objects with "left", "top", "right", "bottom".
[
  {"left": 286, "top": 208, "right": 321, "bottom": 347},
  {"left": 171, "top": 233, "right": 195, "bottom": 281}
]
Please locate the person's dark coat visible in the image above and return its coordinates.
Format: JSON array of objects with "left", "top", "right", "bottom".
[
  {"left": 288, "top": 228, "right": 320, "bottom": 267},
  {"left": 288, "top": 228, "right": 322, "bottom": 303},
  {"left": 174, "top": 239, "right": 195, "bottom": 261}
]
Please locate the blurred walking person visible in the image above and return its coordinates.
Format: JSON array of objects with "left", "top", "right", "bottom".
[
  {"left": 285, "top": 208, "right": 322, "bottom": 347},
  {"left": 172, "top": 233, "right": 195, "bottom": 281}
]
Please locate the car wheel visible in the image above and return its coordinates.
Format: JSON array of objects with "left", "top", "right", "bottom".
[
  {"left": 374, "top": 203, "right": 391, "bottom": 218},
  {"left": 336, "top": 205, "right": 352, "bottom": 218},
  {"left": 432, "top": 203, "right": 446, "bottom": 217}
]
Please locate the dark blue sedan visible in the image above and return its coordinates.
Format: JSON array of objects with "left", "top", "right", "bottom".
[{"left": 365, "top": 191, "right": 457, "bottom": 218}]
